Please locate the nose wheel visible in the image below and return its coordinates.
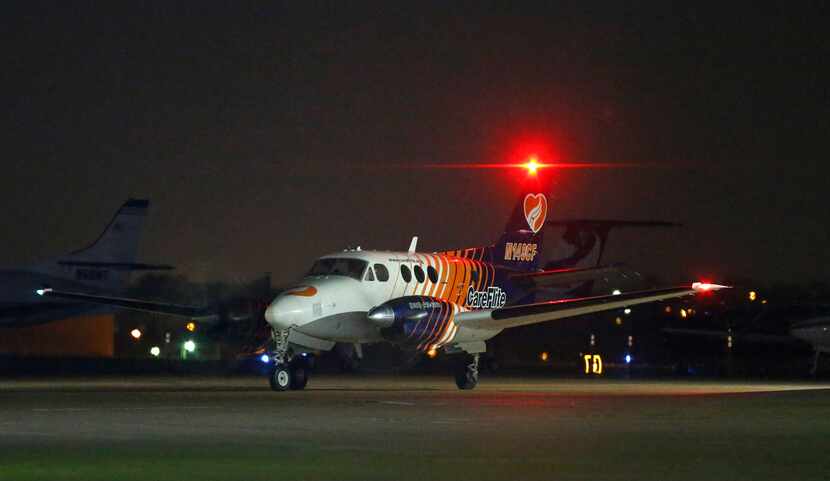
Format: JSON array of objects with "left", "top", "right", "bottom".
[
  {"left": 268, "top": 328, "right": 311, "bottom": 391},
  {"left": 269, "top": 360, "right": 309, "bottom": 391}
]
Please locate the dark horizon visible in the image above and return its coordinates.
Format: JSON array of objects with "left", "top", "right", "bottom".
[{"left": 3, "top": 3, "right": 828, "bottom": 285}]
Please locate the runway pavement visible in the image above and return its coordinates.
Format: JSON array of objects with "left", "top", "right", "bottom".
[{"left": 1, "top": 375, "right": 829, "bottom": 481}]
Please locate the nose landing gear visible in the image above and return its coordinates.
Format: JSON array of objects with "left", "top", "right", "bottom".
[
  {"left": 268, "top": 328, "right": 312, "bottom": 391},
  {"left": 269, "top": 358, "right": 309, "bottom": 391}
]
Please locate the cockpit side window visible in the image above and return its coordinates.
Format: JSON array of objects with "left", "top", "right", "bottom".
[
  {"left": 400, "top": 265, "right": 412, "bottom": 283},
  {"left": 374, "top": 264, "right": 389, "bottom": 282},
  {"left": 364, "top": 267, "right": 375, "bottom": 281}
]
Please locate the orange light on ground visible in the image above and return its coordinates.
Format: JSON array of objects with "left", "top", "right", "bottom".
[
  {"left": 130, "top": 328, "right": 142, "bottom": 340},
  {"left": 186, "top": 322, "right": 196, "bottom": 332},
  {"left": 664, "top": 305, "right": 672, "bottom": 313},
  {"left": 680, "top": 309, "right": 688, "bottom": 319},
  {"left": 540, "top": 351, "right": 549, "bottom": 362},
  {"left": 748, "top": 291, "right": 757, "bottom": 302},
  {"left": 426, "top": 348, "right": 438, "bottom": 359}
]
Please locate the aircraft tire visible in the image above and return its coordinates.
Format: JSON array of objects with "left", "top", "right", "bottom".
[
  {"left": 269, "top": 364, "right": 292, "bottom": 391},
  {"left": 290, "top": 364, "right": 308, "bottom": 390},
  {"left": 454, "top": 368, "right": 478, "bottom": 390}
]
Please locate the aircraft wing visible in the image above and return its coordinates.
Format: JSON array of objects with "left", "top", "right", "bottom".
[
  {"left": 455, "top": 283, "right": 727, "bottom": 331},
  {"left": 36, "top": 288, "right": 217, "bottom": 321}
]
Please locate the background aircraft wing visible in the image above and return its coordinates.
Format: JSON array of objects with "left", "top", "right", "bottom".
[
  {"left": 455, "top": 283, "right": 727, "bottom": 331},
  {"left": 36, "top": 288, "right": 217, "bottom": 321}
]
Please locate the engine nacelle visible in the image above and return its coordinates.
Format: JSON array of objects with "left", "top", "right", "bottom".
[{"left": 367, "top": 296, "right": 460, "bottom": 348}]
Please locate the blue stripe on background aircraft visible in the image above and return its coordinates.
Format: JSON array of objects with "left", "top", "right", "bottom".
[
  {"left": 38, "top": 191, "right": 727, "bottom": 390},
  {"left": 0, "top": 199, "right": 172, "bottom": 327}
]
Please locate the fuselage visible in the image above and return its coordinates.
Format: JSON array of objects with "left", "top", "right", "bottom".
[{"left": 264, "top": 249, "right": 526, "bottom": 350}]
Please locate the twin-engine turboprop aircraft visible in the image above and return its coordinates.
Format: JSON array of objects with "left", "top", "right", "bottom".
[{"left": 39, "top": 191, "right": 726, "bottom": 390}]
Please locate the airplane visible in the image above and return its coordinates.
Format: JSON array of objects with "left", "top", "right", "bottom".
[
  {"left": 38, "top": 190, "right": 726, "bottom": 390},
  {"left": 790, "top": 310, "right": 830, "bottom": 375},
  {"left": 0, "top": 199, "right": 172, "bottom": 327}
]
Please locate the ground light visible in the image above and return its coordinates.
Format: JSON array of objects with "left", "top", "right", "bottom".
[
  {"left": 184, "top": 340, "right": 196, "bottom": 353},
  {"left": 150, "top": 346, "right": 160, "bottom": 357},
  {"left": 260, "top": 354, "right": 270, "bottom": 364},
  {"left": 130, "top": 328, "right": 142, "bottom": 340},
  {"left": 625, "top": 354, "right": 632, "bottom": 364}
]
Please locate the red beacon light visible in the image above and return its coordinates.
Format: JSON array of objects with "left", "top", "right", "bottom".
[{"left": 524, "top": 156, "right": 540, "bottom": 176}]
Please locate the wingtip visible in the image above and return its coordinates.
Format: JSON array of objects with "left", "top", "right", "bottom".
[{"left": 692, "top": 282, "right": 731, "bottom": 292}]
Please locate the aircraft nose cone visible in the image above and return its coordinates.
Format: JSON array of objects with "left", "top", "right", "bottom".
[{"left": 265, "top": 296, "right": 302, "bottom": 329}]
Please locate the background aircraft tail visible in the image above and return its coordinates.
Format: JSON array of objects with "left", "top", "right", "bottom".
[
  {"left": 35, "top": 199, "right": 170, "bottom": 289},
  {"left": 544, "top": 219, "right": 680, "bottom": 270}
]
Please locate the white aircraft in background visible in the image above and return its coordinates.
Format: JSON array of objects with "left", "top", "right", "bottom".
[
  {"left": 0, "top": 199, "right": 171, "bottom": 327},
  {"left": 39, "top": 190, "right": 727, "bottom": 390}
]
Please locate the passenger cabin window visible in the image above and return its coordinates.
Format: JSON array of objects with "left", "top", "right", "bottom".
[
  {"left": 307, "top": 258, "right": 369, "bottom": 281},
  {"left": 364, "top": 267, "right": 375, "bottom": 281},
  {"left": 413, "top": 265, "right": 425, "bottom": 283},
  {"left": 400, "top": 265, "right": 412, "bottom": 283},
  {"left": 427, "top": 266, "right": 438, "bottom": 283},
  {"left": 374, "top": 263, "right": 389, "bottom": 282}
]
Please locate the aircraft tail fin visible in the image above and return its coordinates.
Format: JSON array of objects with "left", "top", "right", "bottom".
[
  {"left": 35, "top": 199, "right": 163, "bottom": 288},
  {"left": 63, "top": 199, "right": 150, "bottom": 264},
  {"left": 490, "top": 192, "right": 548, "bottom": 272}
]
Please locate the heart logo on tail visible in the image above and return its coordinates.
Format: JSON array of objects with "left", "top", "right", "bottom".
[{"left": 523, "top": 193, "right": 547, "bottom": 233}]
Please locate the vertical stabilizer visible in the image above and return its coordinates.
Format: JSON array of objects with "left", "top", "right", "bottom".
[{"left": 491, "top": 192, "right": 548, "bottom": 272}]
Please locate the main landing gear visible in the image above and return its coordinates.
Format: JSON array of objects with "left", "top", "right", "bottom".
[
  {"left": 268, "top": 328, "right": 312, "bottom": 391},
  {"left": 454, "top": 353, "right": 480, "bottom": 390}
]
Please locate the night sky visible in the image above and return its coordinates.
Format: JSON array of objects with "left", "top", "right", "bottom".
[{"left": 3, "top": 2, "right": 828, "bottom": 286}]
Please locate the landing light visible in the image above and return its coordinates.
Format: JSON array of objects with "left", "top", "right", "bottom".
[{"left": 184, "top": 340, "right": 196, "bottom": 353}]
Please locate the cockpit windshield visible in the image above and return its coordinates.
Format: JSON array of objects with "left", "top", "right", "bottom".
[{"left": 306, "top": 258, "right": 368, "bottom": 281}]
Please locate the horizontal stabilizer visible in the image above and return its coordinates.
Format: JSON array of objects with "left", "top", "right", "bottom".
[
  {"left": 547, "top": 219, "right": 681, "bottom": 228},
  {"left": 509, "top": 265, "right": 623, "bottom": 287}
]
